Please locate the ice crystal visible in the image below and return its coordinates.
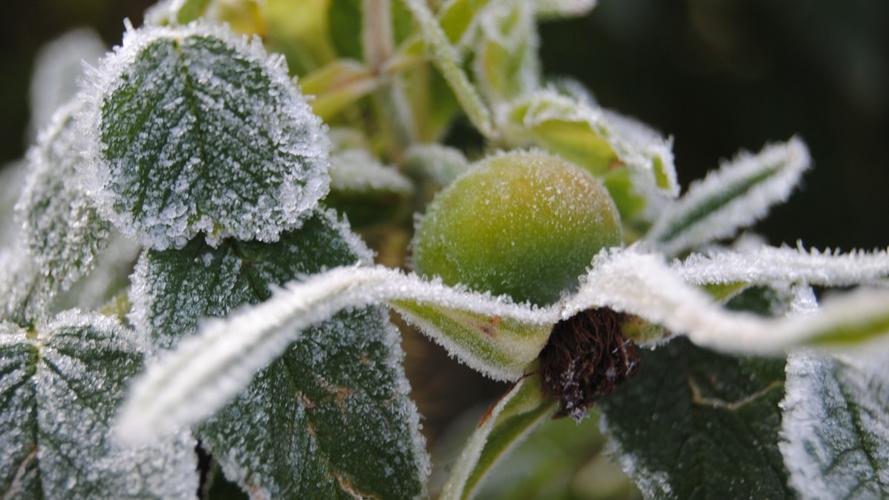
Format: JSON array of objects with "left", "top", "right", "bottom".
[
  {"left": 675, "top": 244, "right": 889, "bottom": 288},
  {"left": 81, "top": 22, "right": 329, "bottom": 249}
]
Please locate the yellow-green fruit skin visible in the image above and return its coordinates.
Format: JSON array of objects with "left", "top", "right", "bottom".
[{"left": 412, "top": 151, "right": 622, "bottom": 306}]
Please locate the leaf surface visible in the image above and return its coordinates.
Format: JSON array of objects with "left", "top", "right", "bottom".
[
  {"left": 0, "top": 314, "right": 197, "bottom": 499},
  {"left": 780, "top": 351, "right": 889, "bottom": 499},
  {"left": 127, "top": 209, "right": 429, "bottom": 499},
  {"left": 85, "top": 23, "right": 329, "bottom": 249},
  {"left": 600, "top": 338, "right": 791, "bottom": 499}
]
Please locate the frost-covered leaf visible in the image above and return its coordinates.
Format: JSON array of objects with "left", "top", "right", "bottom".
[
  {"left": 0, "top": 248, "right": 48, "bottom": 327},
  {"left": 502, "top": 90, "right": 677, "bottom": 221},
  {"left": 119, "top": 262, "right": 555, "bottom": 444},
  {"left": 327, "top": 149, "right": 413, "bottom": 226},
  {"left": 17, "top": 102, "right": 111, "bottom": 295},
  {"left": 0, "top": 313, "right": 198, "bottom": 499},
  {"left": 0, "top": 161, "right": 27, "bottom": 244},
  {"left": 53, "top": 232, "right": 141, "bottom": 313},
  {"left": 404, "top": 0, "right": 497, "bottom": 138},
  {"left": 440, "top": 373, "right": 556, "bottom": 500},
  {"left": 646, "top": 138, "right": 811, "bottom": 256},
  {"left": 300, "top": 59, "right": 380, "bottom": 120},
  {"left": 473, "top": 0, "right": 539, "bottom": 103},
  {"left": 534, "top": 0, "right": 597, "bottom": 19},
  {"left": 780, "top": 351, "right": 889, "bottom": 499},
  {"left": 404, "top": 143, "right": 471, "bottom": 187},
  {"left": 83, "top": 22, "right": 329, "bottom": 250},
  {"left": 28, "top": 28, "right": 105, "bottom": 137},
  {"left": 143, "top": 0, "right": 212, "bottom": 25},
  {"left": 329, "top": 149, "right": 413, "bottom": 195},
  {"left": 675, "top": 244, "right": 889, "bottom": 289},
  {"left": 600, "top": 338, "right": 790, "bottom": 499},
  {"left": 126, "top": 209, "right": 429, "bottom": 498},
  {"left": 564, "top": 249, "right": 889, "bottom": 354}
]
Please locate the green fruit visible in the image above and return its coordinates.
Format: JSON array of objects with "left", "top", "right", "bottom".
[{"left": 412, "top": 150, "right": 622, "bottom": 305}]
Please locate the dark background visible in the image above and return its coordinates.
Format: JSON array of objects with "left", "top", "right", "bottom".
[{"left": 2, "top": 0, "right": 887, "bottom": 249}]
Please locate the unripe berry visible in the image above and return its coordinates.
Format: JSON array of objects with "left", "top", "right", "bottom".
[{"left": 412, "top": 151, "right": 622, "bottom": 306}]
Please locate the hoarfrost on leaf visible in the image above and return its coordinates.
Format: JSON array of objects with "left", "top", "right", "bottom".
[
  {"left": 17, "top": 101, "right": 111, "bottom": 295},
  {"left": 329, "top": 149, "right": 413, "bottom": 195},
  {"left": 0, "top": 312, "right": 198, "bottom": 499},
  {"left": 780, "top": 351, "right": 889, "bottom": 499},
  {"left": 534, "top": 0, "right": 598, "bottom": 19},
  {"left": 599, "top": 337, "right": 791, "bottom": 500},
  {"left": 404, "top": 143, "right": 471, "bottom": 187},
  {"left": 82, "top": 22, "right": 329, "bottom": 250},
  {"left": 126, "top": 209, "right": 428, "bottom": 499},
  {"left": 646, "top": 138, "right": 811, "bottom": 256},
  {"left": 674, "top": 244, "right": 889, "bottom": 288},
  {"left": 0, "top": 161, "right": 28, "bottom": 244}
]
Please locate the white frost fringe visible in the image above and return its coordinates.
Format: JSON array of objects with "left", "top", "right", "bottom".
[
  {"left": 647, "top": 138, "right": 811, "bottom": 255},
  {"left": 117, "top": 248, "right": 889, "bottom": 445}
]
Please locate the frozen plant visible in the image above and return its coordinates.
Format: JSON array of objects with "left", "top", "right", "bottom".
[{"left": 2, "top": 1, "right": 889, "bottom": 499}]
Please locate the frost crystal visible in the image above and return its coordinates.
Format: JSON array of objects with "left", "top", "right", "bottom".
[
  {"left": 126, "top": 209, "right": 428, "bottom": 498},
  {"left": 17, "top": 101, "right": 111, "bottom": 294},
  {"left": 646, "top": 138, "right": 811, "bottom": 256},
  {"left": 81, "top": 22, "right": 330, "bottom": 249},
  {"left": 780, "top": 351, "right": 889, "bottom": 499},
  {"left": 0, "top": 312, "right": 198, "bottom": 498},
  {"left": 674, "top": 244, "right": 889, "bottom": 288}
]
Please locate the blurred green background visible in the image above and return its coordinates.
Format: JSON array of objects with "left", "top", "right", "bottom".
[{"left": 2, "top": 0, "right": 887, "bottom": 250}]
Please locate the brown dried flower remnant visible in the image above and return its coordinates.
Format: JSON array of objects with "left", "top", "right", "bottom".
[{"left": 539, "top": 308, "right": 641, "bottom": 420}]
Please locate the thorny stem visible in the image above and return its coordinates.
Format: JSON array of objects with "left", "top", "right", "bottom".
[{"left": 539, "top": 308, "right": 641, "bottom": 420}]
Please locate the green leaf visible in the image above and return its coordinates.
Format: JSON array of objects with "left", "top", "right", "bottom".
[
  {"left": 404, "top": 0, "right": 497, "bottom": 138},
  {"left": 390, "top": 300, "right": 551, "bottom": 380},
  {"left": 646, "top": 138, "right": 810, "bottom": 256},
  {"left": 300, "top": 59, "right": 380, "bottom": 120},
  {"left": 441, "top": 373, "right": 557, "bottom": 500},
  {"left": 177, "top": 0, "right": 211, "bottom": 23},
  {"left": 86, "top": 23, "right": 329, "bottom": 250},
  {"left": 18, "top": 102, "right": 111, "bottom": 295},
  {"left": 439, "top": 0, "right": 493, "bottom": 46},
  {"left": 599, "top": 338, "right": 791, "bottom": 499},
  {"left": 780, "top": 352, "right": 889, "bottom": 499},
  {"left": 473, "top": 0, "right": 539, "bottom": 103},
  {"left": 0, "top": 314, "right": 198, "bottom": 499},
  {"left": 129, "top": 209, "right": 429, "bottom": 498}
]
